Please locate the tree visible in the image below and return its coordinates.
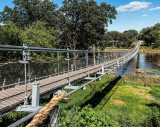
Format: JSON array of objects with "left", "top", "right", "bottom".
[
  {"left": 0, "top": 24, "right": 22, "bottom": 61},
  {"left": 106, "top": 31, "right": 121, "bottom": 47},
  {"left": 0, "top": 0, "right": 59, "bottom": 28},
  {"left": 120, "top": 29, "right": 138, "bottom": 48},
  {"left": 139, "top": 23, "right": 160, "bottom": 48},
  {"left": 0, "top": 24, "right": 22, "bottom": 45},
  {"left": 59, "top": 0, "right": 117, "bottom": 50},
  {"left": 21, "top": 21, "right": 60, "bottom": 60}
]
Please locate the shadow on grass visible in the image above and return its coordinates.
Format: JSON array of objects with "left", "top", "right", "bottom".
[
  {"left": 81, "top": 76, "right": 122, "bottom": 109},
  {"left": 146, "top": 103, "right": 160, "bottom": 111}
]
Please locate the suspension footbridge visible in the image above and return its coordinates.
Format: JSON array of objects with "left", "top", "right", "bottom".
[{"left": 0, "top": 43, "right": 139, "bottom": 126}]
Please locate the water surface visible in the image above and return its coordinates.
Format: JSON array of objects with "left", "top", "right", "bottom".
[{"left": 117, "top": 53, "right": 160, "bottom": 76}]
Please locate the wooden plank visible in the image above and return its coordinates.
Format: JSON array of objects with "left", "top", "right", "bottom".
[{"left": 0, "top": 54, "right": 132, "bottom": 113}]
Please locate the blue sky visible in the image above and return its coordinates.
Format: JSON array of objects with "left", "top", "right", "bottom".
[{"left": 0, "top": 0, "right": 160, "bottom": 33}]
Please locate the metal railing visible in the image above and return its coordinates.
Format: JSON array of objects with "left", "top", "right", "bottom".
[
  {"left": 0, "top": 44, "right": 129, "bottom": 90},
  {"left": 0, "top": 43, "right": 140, "bottom": 126}
]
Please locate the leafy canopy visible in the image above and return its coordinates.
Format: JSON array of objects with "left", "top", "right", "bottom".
[
  {"left": 139, "top": 23, "right": 160, "bottom": 48},
  {"left": 59, "top": 0, "right": 117, "bottom": 50},
  {"left": 0, "top": 0, "right": 58, "bottom": 28}
]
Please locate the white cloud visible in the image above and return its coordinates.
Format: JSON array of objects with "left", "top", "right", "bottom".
[
  {"left": 142, "top": 14, "right": 148, "bottom": 17},
  {"left": 116, "top": 1, "right": 152, "bottom": 12},
  {"left": 149, "top": 7, "right": 160, "bottom": 11}
]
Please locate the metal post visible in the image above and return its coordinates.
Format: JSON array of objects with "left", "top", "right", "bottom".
[
  {"left": 31, "top": 82, "right": 40, "bottom": 108},
  {"left": 98, "top": 51, "right": 100, "bottom": 64},
  {"left": 23, "top": 44, "right": 28, "bottom": 105},
  {"left": 57, "top": 52, "right": 60, "bottom": 75},
  {"left": 74, "top": 52, "right": 77, "bottom": 71},
  {"left": 27, "top": 51, "right": 30, "bottom": 83},
  {"left": 93, "top": 44, "right": 96, "bottom": 91},
  {"left": 85, "top": 50, "right": 89, "bottom": 77},
  {"left": 93, "top": 45, "right": 96, "bottom": 65},
  {"left": 104, "top": 53, "right": 107, "bottom": 63},
  {"left": 67, "top": 48, "right": 70, "bottom": 86}
]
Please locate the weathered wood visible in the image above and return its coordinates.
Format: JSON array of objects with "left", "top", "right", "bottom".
[{"left": 0, "top": 52, "right": 132, "bottom": 113}]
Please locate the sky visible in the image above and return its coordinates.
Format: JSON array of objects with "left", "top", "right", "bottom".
[{"left": 0, "top": 0, "right": 160, "bottom": 33}]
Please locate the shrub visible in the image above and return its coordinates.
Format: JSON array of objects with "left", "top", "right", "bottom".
[{"left": 60, "top": 105, "right": 119, "bottom": 127}]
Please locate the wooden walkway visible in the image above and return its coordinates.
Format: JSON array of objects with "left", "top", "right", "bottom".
[{"left": 0, "top": 50, "right": 135, "bottom": 114}]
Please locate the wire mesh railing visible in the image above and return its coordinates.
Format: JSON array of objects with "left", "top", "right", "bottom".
[
  {"left": 0, "top": 44, "right": 130, "bottom": 91},
  {"left": 0, "top": 43, "right": 140, "bottom": 126}
]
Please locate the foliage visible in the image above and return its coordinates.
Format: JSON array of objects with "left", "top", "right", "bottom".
[
  {"left": 59, "top": 0, "right": 117, "bottom": 50},
  {"left": 60, "top": 105, "right": 119, "bottom": 127},
  {"left": 59, "top": 73, "right": 160, "bottom": 127},
  {"left": 0, "top": 0, "right": 59, "bottom": 28},
  {"left": 0, "top": 23, "right": 22, "bottom": 45},
  {"left": 139, "top": 23, "right": 160, "bottom": 48},
  {"left": 0, "top": 21, "right": 60, "bottom": 61},
  {"left": 120, "top": 29, "right": 138, "bottom": 48},
  {"left": 21, "top": 21, "right": 60, "bottom": 48},
  {"left": 0, "top": 111, "right": 30, "bottom": 127},
  {"left": 105, "top": 29, "right": 138, "bottom": 48},
  {"left": 0, "top": 24, "right": 22, "bottom": 61}
]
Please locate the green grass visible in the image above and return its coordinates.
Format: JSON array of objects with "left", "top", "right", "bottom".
[
  {"left": 139, "top": 46, "right": 160, "bottom": 50},
  {"left": 105, "top": 46, "right": 131, "bottom": 49},
  {"left": 58, "top": 74, "right": 115, "bottom": 110},
  {"left": 59, "top": 72, "right": 160, "bottom": 127},
  {"left": 1, "top": 72, "right": 160, "bottom": 126}
]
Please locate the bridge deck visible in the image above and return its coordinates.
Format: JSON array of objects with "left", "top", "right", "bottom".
[{"left": 0, "top": 51, "right": 133, "bottom": 114}]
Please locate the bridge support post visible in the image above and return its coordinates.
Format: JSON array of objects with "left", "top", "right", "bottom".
[
  {"left": 57, "top": 52, "right": 60, "bottom": 75},
  {"left": 31, "top": 82, "right": 40, "bottom": 108},
  {"left": 104, "top": 53, "right": 107, "bottom": 62},
  {"left": 93, "top": 44, "right": 96, "bottom": 91},
  {"left": 67, "top": 48, "right": 71, "bottom": 86},
  {"left": 97, "top": 64, "right": 105, "bottom": 75},
  {"left": 16, "top": 82, "right": 42, "bottom": 112},
  {"left": 116, "top": 60, "right": 120, "bottom": 68},
  {"left": 85, "top": 50, "right": 90, "bottom": 77},
  {"left": 23, "top": 44, "right": 29, "bottom": 105}
]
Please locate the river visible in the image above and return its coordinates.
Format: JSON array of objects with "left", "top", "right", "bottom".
[{"left": 117, "top": 53, "right": 160, "bottom": 76}]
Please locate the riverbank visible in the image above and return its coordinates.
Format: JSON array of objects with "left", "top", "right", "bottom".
[
  {"left": 138, "top": 45, "right": 160, "bottom": 54},
  {"left": 136, "top": 69, "right": 160, "bottom": 75},
  {"left": 138, "top": 49, "right": 160, "bottom": 54},
  {"left": 1, "top": 72, "right": 160, "bottom": 126},
  {"left": 105, "top": 46, "right": 160, "bottom": 54},
  {"left": 59, "top": 72, "right": 160, "bottom": 126}
]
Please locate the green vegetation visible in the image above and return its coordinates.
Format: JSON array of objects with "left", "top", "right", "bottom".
[
  {"left": 59, "top": 73, "right": 160, "bottom": 127},
  {"left": 105, "top": 30, "right": 138, "bottom": 48},
  {"left": 0, "top": 0, "right": 59, "bottom": 28},
  {"left": 60, "top": 105, "right": 119, "bottom": 127},
  {"left": 0, "top": 111, "right": 30, "bottom": 127},
  {"left": 0, "top": 0, "right": 117, "bottom": 51},
  {"left": 139, "top": 46, "right": 160, "bottom": 50},
  {"left": 1, "top": 72, "right": 160, "bottom": 126},
  {"left": 139, "top": 23, "right": 160, "bottom": 48}
]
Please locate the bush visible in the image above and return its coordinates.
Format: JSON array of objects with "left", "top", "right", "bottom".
[{"left": 60, "top": 105, "right": 119, "bottom": 127}]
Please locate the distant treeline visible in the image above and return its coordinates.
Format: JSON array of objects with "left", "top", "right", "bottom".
[
  {"left": 0, "top": 0, "right": 159, "bottom": 53},
  {"left": 105, "top": 30, "right": 138, "bottom": 48},
  {"left": 105, "top": 23, "right": 160, "bottom": 49}
]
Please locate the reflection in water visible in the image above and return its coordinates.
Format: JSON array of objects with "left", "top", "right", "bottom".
[
  {"left": 139, "top": 53, "right": 160, "bottom": 71},
  {"left": 117, "top": 53, "right": 160, "bottom": 77}
]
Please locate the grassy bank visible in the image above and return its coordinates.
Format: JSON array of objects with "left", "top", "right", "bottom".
[
  {"left": 101, "top": 73, "right": 160, "bottom": 126},
  {"left": 105, "top": 45, "right": 160, "bottom": 54},
  {"left": 1, "top": 72, "right": 160, "bottom": 126},
  {"left": 60, "top": 73, "right": 160, "bottom": 126},
  {"left": 139, "top": 46, "right": 160, "bottom": 54}
]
